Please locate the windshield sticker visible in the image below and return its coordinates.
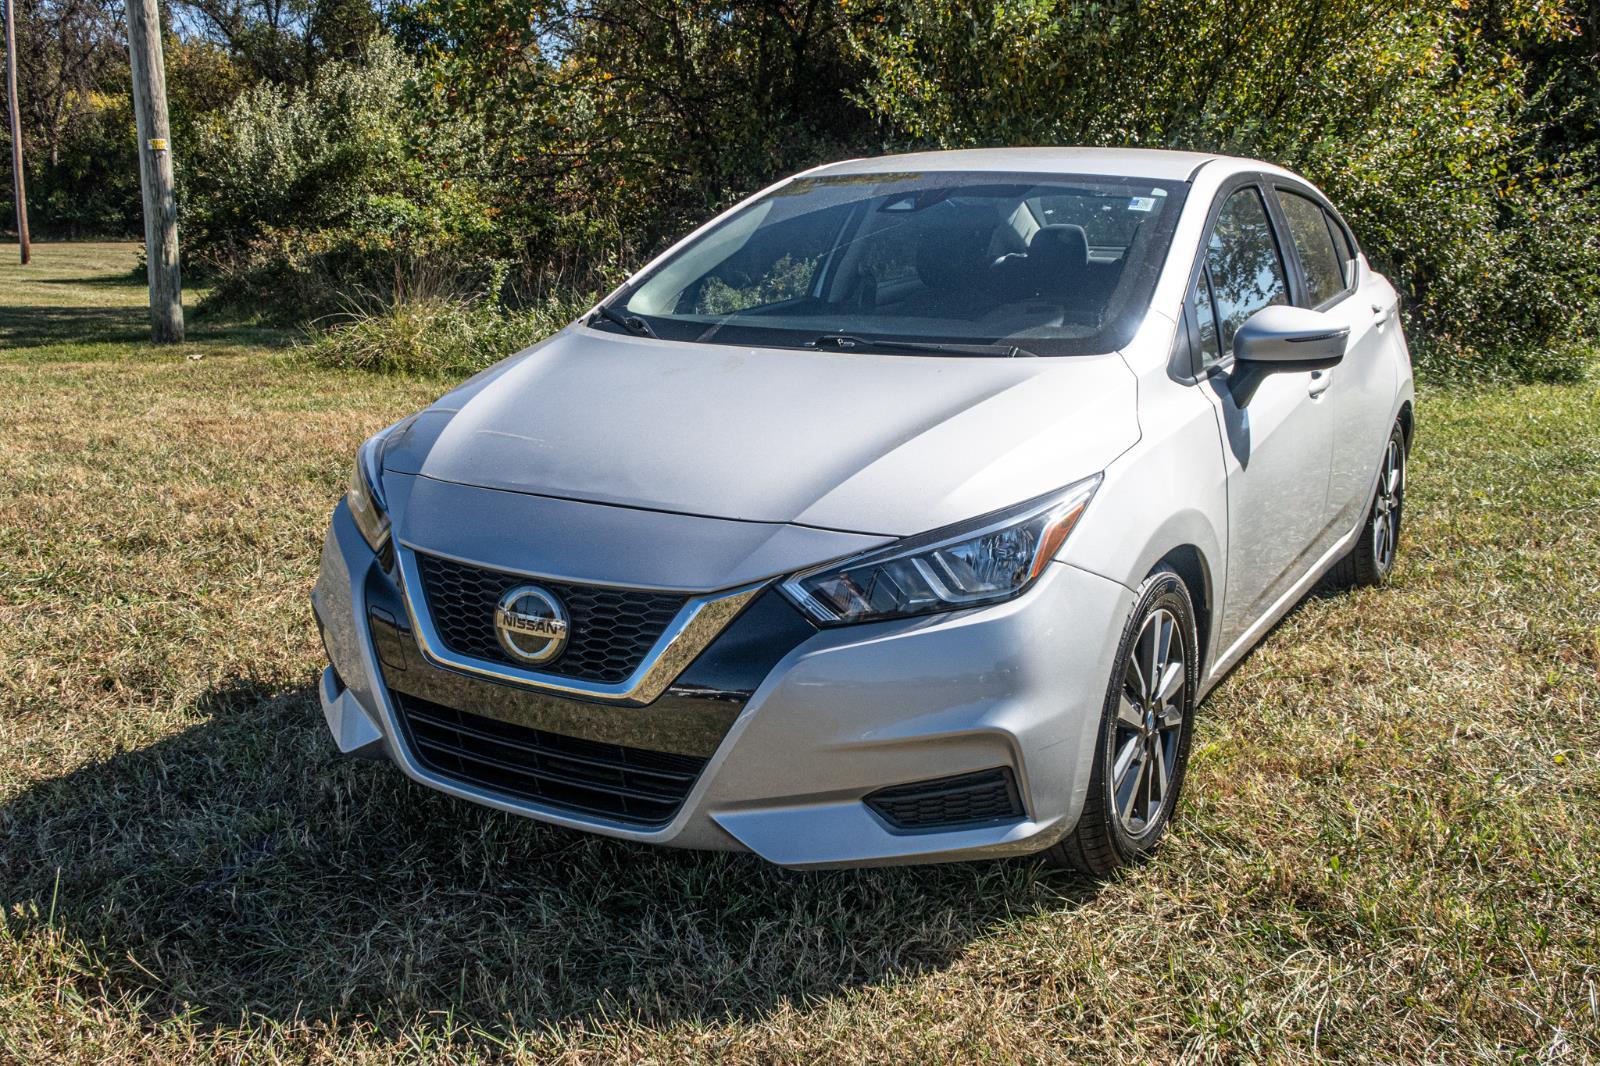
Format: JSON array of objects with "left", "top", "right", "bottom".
[{"left": 1128, "top": 196, "right": 1158, "bottom": 213}]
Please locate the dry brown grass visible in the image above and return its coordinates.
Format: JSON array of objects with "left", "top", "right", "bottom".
[{"left": 2, "top": 245, "right": 1597, "bottom": 1063}]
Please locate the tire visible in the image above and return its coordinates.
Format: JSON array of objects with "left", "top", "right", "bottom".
[
  {"left": 1326, "top": 420, "right": 1407, "bottom": 589},
  {"left": 1042, "top": 566, "right": 1199, "bottom": 877}
]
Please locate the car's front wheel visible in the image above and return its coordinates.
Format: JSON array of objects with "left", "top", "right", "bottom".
[{"left": 1043, "top": 566, "right": 1198, "bottom": 876}]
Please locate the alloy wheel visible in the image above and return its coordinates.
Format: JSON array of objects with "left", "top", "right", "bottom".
[
  {"left": 1371, "top": 436, "right": 1404, "bottom": 575},
  {"left": 1112, "top": 607, "right": 1186, "bottom": 836}
]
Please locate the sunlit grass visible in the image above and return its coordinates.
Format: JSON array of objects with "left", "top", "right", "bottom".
[{"left": 1, "top": 245, "right": 1596, "bottom": 1062}]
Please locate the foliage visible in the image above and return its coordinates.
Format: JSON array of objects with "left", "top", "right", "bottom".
[
  {"left": 1, "top": 0, "right": 133, "bottom": 237},
  {"left": 0, "top": 3, "right": 263, "bottom": 238},
  {"left": 389, "top": 0, "right": 877, "bottom": 256},
  {"left": 11, "top": 89, "right": 143, "bottom": 238},
  {"left": 173, "top": 0, "right": 381, "bottom": 85},
  {"left": 1, "top": 0, "right": 378, "bottom": 237},
  {"left": 845, "top": 0, "right": 1600, "bottom": 378},
  {"left": 181, "top": 38, "right": 503, "bottom": 319},
  {"left": 10, "top": 0, "right": 1599, "bottom": 376}
]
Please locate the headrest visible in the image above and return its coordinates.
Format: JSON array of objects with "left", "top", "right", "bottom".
[
  {"left": 1024, "top": 224, "right": 1089, "bottom": 297},
  {"left": 1028, "top": 224, "right": 1089, "bottom": 267},
  {"left": 915, "top": 220, "right": 997, "bottom": 295}
]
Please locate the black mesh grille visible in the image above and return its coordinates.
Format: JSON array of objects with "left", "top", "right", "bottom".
[
  {"left": 865, "top": 768, "right": 1024, "bottom": 832},
  {"left": 394, "top": 693, "right": 706, "bottom": 825},
  {"left": 414, "top": 552, "right": 687, "bottom": 684}
]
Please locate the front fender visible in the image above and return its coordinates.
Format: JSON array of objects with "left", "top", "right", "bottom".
[{"left": 1059, "top": 369, "right": 1228, "bottom": 671}]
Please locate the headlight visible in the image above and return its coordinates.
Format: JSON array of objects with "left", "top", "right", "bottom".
[
  {"left": 781, "top": 475, "right": 1101, "bottom": 626},
  {"left": 347, "top": 429, "right": 394, "bottom": 551}
]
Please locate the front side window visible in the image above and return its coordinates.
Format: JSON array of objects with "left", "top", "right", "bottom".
[
  {"left": 603, "top": 172, "right": 1189, "bottom": 356},
  {"left": 1275, "top": 189, "right": 1345, "bottom": 307},
  {"left": 1206, "top": 187, "right": 1289, "bottom": 353}
]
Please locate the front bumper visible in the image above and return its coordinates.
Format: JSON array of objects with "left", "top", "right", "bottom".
[{"left": 312, "top": 500, "right": 1134, "bottom": 868}]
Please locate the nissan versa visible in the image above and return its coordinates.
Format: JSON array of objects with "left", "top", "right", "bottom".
[{"left": 312, "top": 148, "right": 1414, "bottom": 873}]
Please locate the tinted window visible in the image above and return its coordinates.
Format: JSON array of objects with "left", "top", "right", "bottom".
[
  {"left": 609, "top": 172, "right": 1189, "bottom": 356},
  {"left": 1193, "top": 270, "right": 1222, "bottom": 367},
  {"left": 1328, "top": 214, "right": 1357, "bottom": 286},
  {"left": 1276, "top": 189, "right": 1345, "bottom": 306},
  {"left": 1036, "top": 189, "right": 1155, "bottom": 248},
  {"left": 1206, "top": 188, "right": 1288, "bottom": 352},
  {"left": 689, "top": 204, "right": 847, "bottom": 315}
]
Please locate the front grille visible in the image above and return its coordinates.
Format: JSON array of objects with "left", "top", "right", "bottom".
[
  {"left": 865, "top": 768, "right": 1025, "bottom": 832},
  {"left": 393, "top": 693, "right": 707, "bottom": 825},
  {"left": 414, "top": 552, "right": 687, "bottom": 684}
]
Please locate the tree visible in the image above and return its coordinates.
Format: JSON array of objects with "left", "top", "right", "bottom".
[
  {"left": 846, "top": 0, "right": 1600, "bottom": 374},
  {"left": 171, "top": 0, "right": 379, "bottom": 83},
  {"left": 392, "top": 0, "right": 879, "bottom": 248},
  {"left": 12, "top": 0, "right": 121, "bottom": 169}
]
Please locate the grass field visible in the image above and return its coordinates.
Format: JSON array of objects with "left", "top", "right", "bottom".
[{"left": 2, "top": 243, "right": 1597, "bottom": 1063}]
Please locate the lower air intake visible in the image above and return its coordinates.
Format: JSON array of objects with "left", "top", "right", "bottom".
[
  {"left": 865, "top": 767, "right": 1025, "bottom": 832},
  {"left": 393, "top": 692, "right": 706, "bottom": 826}
]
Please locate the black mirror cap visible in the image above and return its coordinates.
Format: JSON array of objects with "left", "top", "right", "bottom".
[
  {"left": 1228, "top": 305, "right": 1349, "bottom": 405},
  {"left": 1234, "top": 304, "right": 1349, "bottom": 366}
]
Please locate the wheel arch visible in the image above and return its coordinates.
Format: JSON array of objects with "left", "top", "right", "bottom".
[
  {"left": 1397, "top": 400, "right": 1414, "bottom": 448},
  {"left": 1072, "top": 504, "right": 1222, "bottom": 679},
  {"left": 1149, "top": 545, "right": 1213, "bottom": 679}
]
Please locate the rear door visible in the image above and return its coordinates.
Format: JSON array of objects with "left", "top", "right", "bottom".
[
  {"left": 1189, "top": 182, "right": 1335, "bottom": 651},
  {"left": 1270, "top": 185, "right": 1397, "bottom": 538}
]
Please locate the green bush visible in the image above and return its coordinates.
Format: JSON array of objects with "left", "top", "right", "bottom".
[
  {"left": 845, "top": 0, "right": 1600, "bottom": 381},
  {"left": 392, "top": 0, "right": 876, "bottom": 253},
  {"left": 183, "top": 38, "right": 504, "bottom": 320},
  {"left": 169, "top": 1, "right": 1598, "bottom": 382}
]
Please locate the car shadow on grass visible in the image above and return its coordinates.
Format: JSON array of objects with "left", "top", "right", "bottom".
[{"left": 0, "top": 677, "right": 1098, "bottom": 1038}]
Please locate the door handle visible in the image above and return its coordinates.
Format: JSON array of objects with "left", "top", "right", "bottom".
[
  {"left": 1309, "top": 369, "right": 1333, "bottom": 398},
  {"left": 1372, "top": 302, "right": 1393, "bottom": 326}
]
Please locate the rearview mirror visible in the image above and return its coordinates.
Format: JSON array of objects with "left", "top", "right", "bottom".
[{"left": 1229, "top": 305, "right": 1349, "bottom": 406}]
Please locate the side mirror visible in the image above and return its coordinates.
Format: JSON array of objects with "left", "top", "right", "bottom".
[{"left": 1229, "top": 305, "right": 1349, "bottom": 406}]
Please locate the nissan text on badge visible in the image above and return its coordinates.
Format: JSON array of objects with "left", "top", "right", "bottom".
[{"left": 312, "top": 148, "right": 1413, "bottom": 873}]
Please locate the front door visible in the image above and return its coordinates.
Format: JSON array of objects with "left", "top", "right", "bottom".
[
  {"left": 1270, "top": 186, "right": 1397, "bottom": 539},
  {"left": 1193, "top": 185, "right": 1335, "bottom": 652}
]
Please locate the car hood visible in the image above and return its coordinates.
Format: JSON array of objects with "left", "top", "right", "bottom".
[{"left": 392, "top": 326, "right": 1141, "bottom": 537}]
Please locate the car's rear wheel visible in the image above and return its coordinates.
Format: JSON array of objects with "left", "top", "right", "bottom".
[
  {"left": 1043, "top": 566, "right": 1198, "bottom": 876},
  {"left": 1328, "top": 420, "right": 1407, "bottom": 589}
]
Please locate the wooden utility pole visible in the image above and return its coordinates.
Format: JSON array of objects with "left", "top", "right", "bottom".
[
  {"left": 125, "top": 0, "right": 183, "bottom": 342},
  {"left": 3, "top": 0, "right": 29, "bottom": 264}
]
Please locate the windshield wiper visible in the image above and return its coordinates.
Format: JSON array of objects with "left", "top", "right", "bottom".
[
  {"left": 591, "top": 304, "right": 657, "bottom": 338},
  {"left": 806, "top": 334, "right": 1036, "bottom": 358}
]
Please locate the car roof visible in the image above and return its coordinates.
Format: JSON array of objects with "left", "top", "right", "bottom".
[{"left": 810, "top": 147, "right": 1229, "bottom": 183}]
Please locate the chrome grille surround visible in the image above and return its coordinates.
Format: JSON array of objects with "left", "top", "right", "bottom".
[
  {"left": 415, "top": 552, "right": 683, "bottom": 682},
  {"left": 395, "top": 542, "right": 764, "bottom": 704}
]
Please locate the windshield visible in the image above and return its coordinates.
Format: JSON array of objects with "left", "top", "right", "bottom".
[{"left": 601, "top": 171, "right": 1188, "bottom": 356}]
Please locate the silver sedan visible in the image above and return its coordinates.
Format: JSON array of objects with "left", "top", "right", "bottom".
[{"left": 312, "top": 147, "right": 1413, "bottom": 872}]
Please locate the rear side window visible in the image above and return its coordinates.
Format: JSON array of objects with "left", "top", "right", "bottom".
[
  {"left": 1206, "top": 188, "right": 1289, "bottom": 353},
  {"left": 1328, "top": 215, "right": 1357, "bottom": 286},
  {"left": 1275, "top": 189, "right": 1345, "bottom": 306}
]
